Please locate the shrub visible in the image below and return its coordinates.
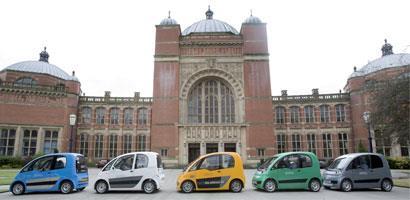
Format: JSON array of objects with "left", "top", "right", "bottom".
[
  {"left": 0, "top": 156, "right": 24, "bottom": 168},
  {"left": 387, "top": 157, "right": 410, "bottom": 169}
]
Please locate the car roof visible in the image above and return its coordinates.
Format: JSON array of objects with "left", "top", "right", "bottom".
[
  {"left": 274, "top": 151, "right": 317, "bottom": 157},
  {"left": 336, "top": 153, "right": 385, "bottom": 159},
  {"left": 197, "top": 152, "right": 240, "bottom": 159}
]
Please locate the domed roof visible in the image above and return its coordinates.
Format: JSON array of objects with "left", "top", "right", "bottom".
[
  {"left": 350, "top": 53, "right": 410, "bottom": 78},
  {"left": 159, "top": 11, "right": 178, "bottom": 25},
  {"left": 243, "top": 11, "right": 262, "bottom": 24},
  {"left": 3, "top": 47, "right": 79, "bottom": 81},
  {"left": 182, "top": 7, "right": 238, "bottom": 36}
]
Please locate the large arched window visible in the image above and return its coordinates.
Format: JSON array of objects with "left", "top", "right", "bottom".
[
  {"left": 81, "top": 107, "right": 92, "bottom": 124},
  {"left": 188, "top": 79, "right": 235, "bottom": 124}
]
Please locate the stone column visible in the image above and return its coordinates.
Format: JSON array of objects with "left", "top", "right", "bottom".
[
  {"left": 13, "top": 126, "right": 22, "bottom": 157},
  {"left": 36, "top": 127, "right": 44, "bottom": 154}
]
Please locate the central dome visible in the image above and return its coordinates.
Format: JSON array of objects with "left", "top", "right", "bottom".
[{"left": 182, "top": 7, "right": 238, "bottom": 36}]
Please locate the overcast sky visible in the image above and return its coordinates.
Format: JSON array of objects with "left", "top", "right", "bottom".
[{"left": 0, "top": 0, "right": 409, "bottom": 97}]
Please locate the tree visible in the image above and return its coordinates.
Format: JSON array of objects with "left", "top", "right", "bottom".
[{"left": 368, "top": 75, "right": 410, "bottom": 144}]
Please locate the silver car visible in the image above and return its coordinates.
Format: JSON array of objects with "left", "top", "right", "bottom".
[{"left": 323, "top": 153, "right": 393, "bottom": 192}]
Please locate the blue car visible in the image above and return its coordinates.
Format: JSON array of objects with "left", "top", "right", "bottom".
[{"left": 10, "top": 153, "right": 88, "bottom": 195}]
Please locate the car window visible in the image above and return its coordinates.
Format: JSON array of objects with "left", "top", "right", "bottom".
[
  {"left": 350, "top": 155, "right": 370, "bottom": 170},
  {"left": 29, "top": 156, "right": 54, "bottom": 172},
  {"left": 300, "top": 154, "right": 312, "bottom": 168},
  {"left": 135, "top": 154, "right": 149, "bottom": 169},
  {"left": 199, "top": 155, "right": 220, "bottom": 170},
  {"left": 114, "top": 155, "right": 134, "bottom": 171},
  {"left": 76, "top": 155, "right": 88, "bottom": 173},
  {"left": 370, "top": 155, "right": 383, "bottom": 169},
  {"left": 103, "top": 158, "right": 117, "bottom": 171},
  {"left": 222, "top": 154, "right": 235, "bottom": 169},
  {"left": 54, "top": 156, "right": 66, "bottom": 170},
  {"left": 189, "top": 160, "right": 201, "bottom": 171},
  {"left": 277, "top": 155, "right": 300, "bottom": 169}
]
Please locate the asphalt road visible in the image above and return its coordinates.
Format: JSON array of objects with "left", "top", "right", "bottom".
[{"left": 1, "top": 169, "right": 409, "bottom": 200}]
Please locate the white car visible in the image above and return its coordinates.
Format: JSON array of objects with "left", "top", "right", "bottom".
[{"left": 94, "top": 152, "right": 164, "bottom": 194}]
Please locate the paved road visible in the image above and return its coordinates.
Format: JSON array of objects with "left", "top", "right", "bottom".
[{"left": 1, "top": 169, "right": 409, "bottom": 200}]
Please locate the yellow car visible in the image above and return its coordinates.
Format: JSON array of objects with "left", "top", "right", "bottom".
[{"left": 177, "top": 152, "right": 245, "bottom": 193}]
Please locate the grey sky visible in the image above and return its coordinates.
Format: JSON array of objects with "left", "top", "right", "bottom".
[{"left": 0, "top": 0, "right": 409, "bottom": 97}]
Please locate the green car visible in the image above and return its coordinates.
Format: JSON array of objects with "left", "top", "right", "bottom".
[{"left": 252, "top": 152, "right": 322, "bottom": 192}]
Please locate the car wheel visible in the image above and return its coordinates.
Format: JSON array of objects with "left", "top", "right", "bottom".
[
  {"left": 341, "top": 179, "right": 352, "bottom": 192},
  {"left": 95, "top": 181, "right": 108, "bottom": 194},
  {"left": 11, "top": 182, "right": 25, "bottom": 195},
  {"left": 181, "top": 181, "right": 195, "bottom": 193},
  {"left": 309, "top": 179, "right": 321, "bottom": 192},
  {"left": 263, "top": 179, "right": 277, "bottom": 192},
  {"left": 142, "top": 180, "right": 156, "bottom": 194},
  {"left": 60, "top": 181, "right": 73, "bottom": 194},
  {"left": 229, "top": 179, "right": 243, "bottom": 193},
  {"left": 381, "top": 179, "right": 393, "bottom": 192}
]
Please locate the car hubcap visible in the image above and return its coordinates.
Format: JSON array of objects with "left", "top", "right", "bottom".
[
  {"left": 265, "top": 181, "right": 275, "bottom": 192},
  {"left": 383, "top": 180, "right": 392, "bottom": 191},
  {"left": 231, "top": 181, "right": 241, "bottom": 192},
  {"left": 61, "top": 183, "right": 71, "bottom": 193},
  {"left": 183, "top": 182, "right": 193, "bottom": 192},
  {"left": 144, "top": 182, "right": 154, "bottom": 193},
  {"left": 97, "top": 182, "right": 107, "bottom": 193},
  {"left": 13, "top": 184, "right": 23, "bottom": 194},
  {"left": 311, "top": 180, "right": 320, "bottom": 191},
  {"left": 342, "top": 181, "right": 351, "bottom": 191}
]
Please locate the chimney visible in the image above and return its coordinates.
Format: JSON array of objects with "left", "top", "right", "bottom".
[
  {"left": 353, "top": 66, "right": 357, "bottom": 72},
  {"left": 72, "top": 70, "right": 75, "bottom": 76},
  {"left": 312, "top": 88, "right": 319, "bottom": 96},
  {"left": 281, "top": 90, "right": 288, "bottom": 96}
]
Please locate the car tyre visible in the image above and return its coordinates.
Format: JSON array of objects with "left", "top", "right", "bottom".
[
  {"left": 181, "top": 181, "right": 195, "bottom": 193},
  {"left": 309, "top": 179, "right": 321, "bottom": 192},
  {"left": 11, "top": 182, "right": 25, "bottom": 195},
  {"left": 340, "top": 179, "right": 352, "bottom": 192},
  {"left": 60, "top": 181, "right": 73, "bottom": 194},
  {"left": 263, "top": 179, "right": 277, "bottom": 192},
  {"left": 229, "top": 179, "right": 243, "bottom": 193},
  {"left": 142, "top": 180, "right": 157, "bottom": 194},
  {"left": 95, "top": 180, "right": 109, "bottom": 194},
  {"left": 381, "top": 178, "right": 393, "bottom": 192}
]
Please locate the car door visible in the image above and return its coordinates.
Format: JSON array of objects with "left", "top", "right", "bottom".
[
  {"left": 195, "top": 154, "right": 223, "bottom": 190},
  {"left": 297, "top": 154, "right": 314, "bottom": 188},
  {"left": 108, "top": 154, "right": 138, "bottom": 190},
  {"left": 133, "top": 154, "right": 150, "bottom": 189},
  {"left": 368, "top": 155, "right": 385, "bottom": 188},
  {"left": 24, "top": 156, "right": 57, "bottom": 191},
  {"left": 272, "top": 154, "right": 304, "bottom": 189},
  {"left": 348, "top": 155, "right": 372, "bottom": 188}
]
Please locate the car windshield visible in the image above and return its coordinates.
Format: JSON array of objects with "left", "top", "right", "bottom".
[
  {"left": 257, "top": 156, "right": 278, "bottom": 171},
  {"left": 327, "top": 157, "right": 348, "bottom": 170}
]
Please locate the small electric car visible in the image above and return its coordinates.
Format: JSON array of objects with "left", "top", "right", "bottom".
[
  {"left": 94, "top": 152, "right": 164, "bottom": 194},
  {"left": 252, "top": 152, "right": 322, "bottom": 192},
  {"left": 323, "top": 153, "right": 393, "bottom": 192},
  {"left": 10, "top": 153, "right": 88, "bottom": 195},
  {"left": 177, "top": 152, "right": 245, "bottom": 193}
]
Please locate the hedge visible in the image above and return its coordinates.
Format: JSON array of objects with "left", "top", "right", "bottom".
[
  {"left": 0, "top": 156, "right": 24, "bottom": 169},
  {"left": 387, "top": 157, "right": 410, "bottom": 169}
]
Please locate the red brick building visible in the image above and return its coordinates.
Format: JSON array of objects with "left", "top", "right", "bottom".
[{"left": 1, "top": 8, "right": 409, "bottom": 167}]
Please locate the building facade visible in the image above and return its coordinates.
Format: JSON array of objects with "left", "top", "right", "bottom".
[{"left": 0, "top": 8, "right": 409, "bottom": 167}]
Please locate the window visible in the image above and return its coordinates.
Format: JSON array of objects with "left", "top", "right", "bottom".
[
  {"left": 110, "top": 108, "right": 119, "bottom": 125},
  {"left": 137, "top": 135, "right": 146, "bottom": 151},
  {"left": 370, "top": 155, "right": 383, "bottom": 169},
  {"left": 96, "top": 107, "right": 105, "bottom": 125},
  {"left": 138, "top": 108, "right": 148, "bottom": 126},
  {"left": 114, "top": 155, "right": 134, "bottom": 171},
  {"left": 323, "top": 133, "right": 332, "bottom": 158},
  {"left": 109, "top": 135, "right": 118, "bottom": 158},
  {"left": 304, "top": 106, "right": 315, "bottom": 123},
  {"left": 336, "top": 104, "right": 346, "bottom": 122},
  {"left": 76, "top": 155, "right": 87, "bottom": 173},
  {"left": 43, "top": 130, "right": 58, "bottom": 154},
  {"left": 103, "top": 159, "right": 116, "bottom": 171},
  {"left": 320, "top": 105, "right": 330, "bottom": 123},
  {"left": 54, "top": 156, "right": 67, "bottom": 170},
  {"left": 79, "top": 133, "right": 88, "bottom": 157},
  {"left": 350, "top": 155, "right": 370, "bottom": 170},
  {"left": 81, "top": 107, "right": 92, "bottom": 124},
  {"left": 300, "top": 154, "right": 312, "bottom": 168},
  {"left": 124, "top": 108, "right": 134, "bottom": 125},
  {"left": 160, "top": 148, "right": 168, "bottom": 157},
  {"left": 277, "top": 154, "right": 300, "bottom": 169},
  {"left": 338, "top": 133, "right": 348, "bottom": 155},
  {"left": 199, "top": 155, "right": 220, "bottom": 170},
  {"left": 95, "top": 134, "right": 104, "bottom": 158},
  {"left": 0, "top": 128, "right": 16, "bottom": 156},
  {"left": 277, "top": 134, "right": 287, "bottom": 153},
  {"left": 135, "top": 154, "right": 149, "bottom": 168},
  {"left": 222, "top": 154, "right": 235, "bottom": 168},
  {"left": 188, "top": 79, "right": 235, "bottom": 124},
  {"left": 24, "top": 156, "right": 54, "bottom": 172},
  {"left": 307, "top": 134, "right": 316, "bottom": 155},
  {"left": 257, "top": 148, "right": 265, "bottom": 157},
  {"left": 292, "top": 134, "right": 301, "bottom": 151},
  {"left": 122, "top": 135, "right": 132, "bottom": 154},
  {"left": 275, "top": 106, "right": 285, "bottom": 124},
  {"left": 14, "top": 77, "right": 37, "bottom": 87},
  {"left": 290, "top": 106, "right": 300, "bottom": 123},
  {"left": 23, "top": 130, "right": 37, "bottom": 156}
]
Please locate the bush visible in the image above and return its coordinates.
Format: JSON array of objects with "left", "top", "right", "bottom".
[
  {"left": 387, "top": 157, "right": 410, "bottom": 169},
  {"left": 0, "top": 156, "right": 24, "bottom": 168}
]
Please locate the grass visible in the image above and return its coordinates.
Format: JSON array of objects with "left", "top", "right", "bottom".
[
  {"left": 394, "top": 178, "right": 410, "bottom": 188},
  {"left": 0, "top": 169, "right": 18, "bottom": 185}
]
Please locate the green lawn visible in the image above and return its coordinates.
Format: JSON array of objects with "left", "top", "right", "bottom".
[
  {"left": 0, "top": 169, "right": 18, "bottom": 185},
  {"left": 394, "top": 178, "right": 410, "bottom": 188}
]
